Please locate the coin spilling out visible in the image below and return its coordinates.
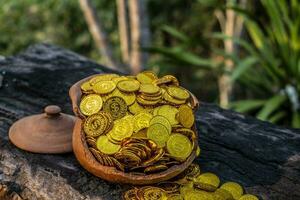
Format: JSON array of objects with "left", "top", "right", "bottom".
[
  {"left": 79, "top": 71, "right": 198, "bottom": 174},
  {"left": 122, "top": 163, "right": 259, "bottom": 200}
]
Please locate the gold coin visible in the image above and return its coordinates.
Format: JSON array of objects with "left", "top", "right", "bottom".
[
  {"left": 136, "top": 71, "right": 157, "bottom": 84},
  {"left": 92, "top": 80, "right": 116, "bottom": 94},
  {"left": 167, "top": 194, "right": 184, "bottom": 200},
  {"left": 166, "top": 133, "right": 192, "bottom": 161},
  {"left": 111, "top": 89, "right": 136, "bottom": 105},
  {"left": 214, "top": 188, "right": 234, "bottom": 200},
  {"left": 129, "top": 101, "right": 148, "bottom": 114},
  {"left": 96, "top": 135, "right": 121, "bottom": 155},
  {"left": 123, "top": 188, "right": 139, "bottom": 200},
  {"left": 117, "top": 79, "right": 140, "bottom": 92},
  {"left": 80, "top": 94, "right": 103, "bottom": 116},
  {"left": 144, "top": 164, "right": 168, "bottom": 174},
  {"left": 81, "top": 81, "right": 92, "bottom": 92},
  {"left": 184, "top": 163, "right": 201, "bottom": 179},
  {"left": 220, "top": 182, "right": 243, "bottom": 200},
  {"left": 112, "top": 76, "right": 128, "bottom": 84},
  {"left": 149, "top": 115, "right": 172, "bottom": 134},
  {"left": 156, "top": 182, "right": 180, "bottom": 194},
  {"left": 147, "top": 123, "right": 170, "bottom": 148},
  {"left": 83, "top": 113, "right": 108, "bottom": 137},
  {"left": 183, "top": 189, "right": 214, "bottom": 200},
  {"left": 239, "top": 194, "right": 259, "bottom": 200},
  {"left": 157, "top": 105, "right": 179, "bottom": 126},
  {"left": 108, "top": 117, "right": 134, "bottom": 142},
  {"left": 137, "top": 96, "right": 160, "bottom": 106},
  {"left": 89, "top": 74, "right": 119, "bottom": 85},
  {"left": 103, "top": 96, "right": 127, "bottom": 120},
  {"left": 167, "top": 86, "right": 190, "bottom": 100},
  {"left": 137, "top": 186, "right": 168, "bottom": 200},
  {"left": 177, "top": 104, "right": 195, "bottom": 128},
  {"left": 154, "top": 75, "right": 179, "bottom": 86},
  {"left": 194, "top": 173, "right": 220, "bottom": 192},
  {"left": 139, "top": 83, "right": 160, "bottom": 94},
  {"left": 142, "top": 148, "right": 165, "bottom": 166},
  {"left": 163, "top": 92, "right": 186, "bottom": 105},
  {"left": 133, "top": 112, "right": 153, "bottom": 132}
]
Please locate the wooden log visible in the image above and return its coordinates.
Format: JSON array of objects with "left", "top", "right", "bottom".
[{"left": 0, "top": 44, "right": 299, "bottom": 200}]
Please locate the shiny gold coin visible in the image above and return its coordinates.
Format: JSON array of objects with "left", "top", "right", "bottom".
[
  {"left": 220, "top": 182, "right": 243, "bottom": 200},
  {"left": 112, "top": 76, "right": 128, "bottom": 84},
  {"left": 149, "top": 115, "right": 172, "bottom": 134},
  {"left": 96, "top": 135, "right": 121, "bottom": 155},
  {"left": 137, "top": 71, "right": 157, "bottom": 84},
  {"left": 157, "top": 105, "right": 179, "bottom": 126},
  {"left": 111, "top": 89, "right": 136, "bottom": 106},
  {"left": 103, "top": 96, "right": 127, "bottom": 120},
  {"left": 137, "top": 96, "right": 160, "bottom": 105},
  {"left": 238, "top": 194, "right": 259, "bottom": 200},
  {"left": 92, "top": 80, "right": 116, "bottom": 94},
  {"left": 108, "top": 117, "right": 134, "bottom": 142},
  {"left": 147, "top": 123, "right": 170, "bottom": 148},
  {"left": 89, "top": 74, "right": 119, "bottom": 85},
  {"left": 214, "top": 188, "right": 234, "bottom": 200},
  {"left": 194, "top": 172, "right": 220, "bottom": 192},
  {"left": 123, "top": 188, "right": 139, "bottom": 200},
  {"left": 83, "top": 113, "right": 108, "bottom": 137},
  {"left": 79, "top": 94, "right": 103, "bottom": 116},
  {"left": 166, "top": 133, "right": 192, "bottom": 161},
  {"left": 163, "top": 92, "right": 186, "bottom": 105},
  {"left": 167, "top": 86, "right": 190, "bottom": 100},
  {"left": 129, "top": 101, "right": 148, "bottom": 114},
  {"left": 81, "top": 81, "right": 92, "bottom": 92},
  {"left": 177, "top": 104, "right": 195, "bottom": 128},
  {"left": 183, "top": 189, "right": 214, "bottom": 200},
  {"left": 137, "top": 186, "right": 168, "bottom": 200},
  {"left": 154, "top": 75, "right": 179, "bottom": 86},
  {"left": 117, "top": 79, "right": 140, "bottom": 92},
  {"left": 133, "top": 112, "right": 153, "bottom": 132},
  {"left": 139, "top": 83, "right": 161, "bottom": 94}
]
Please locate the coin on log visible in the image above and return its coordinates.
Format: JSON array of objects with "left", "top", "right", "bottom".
[{"left": 220, "top": 182, "right": 244, "bottom": 200}]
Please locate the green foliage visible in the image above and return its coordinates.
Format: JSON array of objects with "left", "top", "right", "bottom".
[{"left": 229, "top": 0, "right": 300, "bottom": 127}]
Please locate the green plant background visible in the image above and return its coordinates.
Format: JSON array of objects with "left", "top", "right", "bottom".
[{"left": 0, "top": 0, "right": 299, "bottom": 128}]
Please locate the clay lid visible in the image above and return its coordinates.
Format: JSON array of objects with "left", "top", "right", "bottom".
[{"left": 9, "top": 105, "right": 75, "bottom": 154}]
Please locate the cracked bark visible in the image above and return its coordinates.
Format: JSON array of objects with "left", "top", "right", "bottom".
[{"left": 0, "top": 44, "right": 299, "bottom": 200}]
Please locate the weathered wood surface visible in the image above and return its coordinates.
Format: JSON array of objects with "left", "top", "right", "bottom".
[{"left": 0, "top": 44, "right": 300, "bottom": 200}]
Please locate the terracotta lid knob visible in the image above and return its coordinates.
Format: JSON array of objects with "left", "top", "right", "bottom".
[{"left": 44, "top": 105, "right": 61, "bottom": 117}]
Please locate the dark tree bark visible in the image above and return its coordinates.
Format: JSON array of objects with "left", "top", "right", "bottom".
[{"left": 0, "top": 44, "right": 299, "bottom": 200}]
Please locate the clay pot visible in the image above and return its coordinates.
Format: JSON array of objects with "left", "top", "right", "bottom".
[
  {"left": 69, "top": 75, "right": 199, "bottom": 185},
  {"left": 9, "top": 105, "right": 75, "bottom": 154}
]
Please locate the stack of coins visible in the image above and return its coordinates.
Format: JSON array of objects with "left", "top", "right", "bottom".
[
  {"left": 122, "top": 163, "right": 260, "bottom": 200},
  {"left": 79, "top": 71, "right": 199, "bottom": 173}
]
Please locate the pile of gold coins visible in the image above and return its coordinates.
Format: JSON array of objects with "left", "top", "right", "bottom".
[
  {"left": 79, "top": 71, "right": 199, "bottom": 173},
  {"left": 123, "top": 163, "right": 259, "bottom": 200}
]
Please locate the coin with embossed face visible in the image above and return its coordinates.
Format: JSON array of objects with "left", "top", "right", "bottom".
[
  {"left": 103, "top": 96, "right": 127, "bottom": 120},
  {"left": 83, "top": 112, "right": 108, "bottom": 137}
]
